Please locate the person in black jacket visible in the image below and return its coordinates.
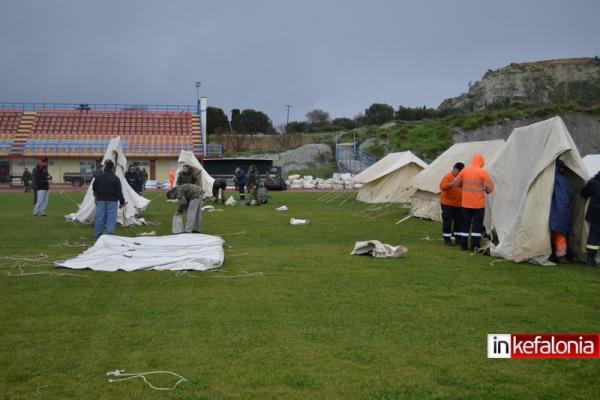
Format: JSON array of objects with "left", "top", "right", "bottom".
[
  {"left": 33, "top": 160, "right": 52, "bottom": 216},
  {"left": 125, "top": 165, "right": 142, "bottom": 193},
  {"left": 92, "top": 160, "right": 126, "bottom": 238},
  {"left": 581, "top": 171, "right": 600, "bottom": 267}
]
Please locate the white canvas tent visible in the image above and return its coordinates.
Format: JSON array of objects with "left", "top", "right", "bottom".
[
  {"left": 176, "top": 150, "right": 215, "bottom": 198},
  {"left": 409, "top": 140, "right": 505, "bottom": 221},
  {"left": 65, "top": 137, "right": 150, "bottom": 226},
  {"left": 56, "top": 233, "right": 224, "bottom": 271},
  {"left": 583, "top": 154, "right": 600, "bottom": 177},
  {"left": 485, "top": 116, "right": 589, "bottom": 262},
  {"left": 353, "top": 151, "right": 427, "bottom": 203}
]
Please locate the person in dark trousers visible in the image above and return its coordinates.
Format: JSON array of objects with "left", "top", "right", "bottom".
[
  {"left": 92, "top": 160, "right": 126, "bottom": 239},
  {"left": 125, "top": 165, "right": 142, "bottom": 193},
  {"left": 233, "top": 167, "right": 246, "bottom": 201},
  {"left": 549, "top": 160, "right": 574, "bottom": 264},
  {"left": 33, "top": 160, "right": 52, "bottom": 216},
  {"left": 21, "top": 168, "right": 32, "bottom": 192},
  {"left": 451, "top": 154, "right": 494, "bottom": 251},
  {"left": 31, "top": 164, "right": 39, "bottom": 204},
  {"left": 439, "top": 162, "right": 464, "bottom": 245},
  {"left": 246, "top": 165, "right": 260, "bottom": 205},
  {"left": 212, "top": 178, "right": 227, "bottom": 204},
  {"left": 172, "top": 183, "right": 203, "bottom": 233},
  {"left": 580, "top": 170, "right": 600, "bottom": 267}
]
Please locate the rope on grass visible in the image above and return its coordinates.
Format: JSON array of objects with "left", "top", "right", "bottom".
[
  {"left": 395, "top": 213, "right": 414, "bottom": 224},
  {"left": 215, "top": 230, "right": 246, "bottom": 237},
  {"left": 325, "top": 192, "right": 344, "bottom": 204},
  {"left": 174, "top": 269, "right": 263, "bottom": 279},
  {"left": 49, "top": 237, "right": 90, "bottom": 248},
  {"left": 317, "top": 191, "right": 334, "bottom": 202},
  {"left": 106, "top": 369, "right": 187, "bottom": 391},
  {"left": 420, "top": 236, "right": 443, "bottom": 241},
  {"left": 58, "top": 190, "right": 80, "bottom": 207},
  {"left": 490, "top": 259, "right": 508, "bottom": 266},
  {"left": 338, "top": 193, "right": 355, "bottom": 206},
  {"left": 6, "top": 263, "right": 87, "bottom": 278}
]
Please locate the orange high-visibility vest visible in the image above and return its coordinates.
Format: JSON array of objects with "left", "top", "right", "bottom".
[
  {"left": 439, "top": 171, "right": 462, "bottom": 207},
  {"left": 453, "top": 154, "right": 494, "bottom": 209},
  {"left": 169, "top": 168, "right": 175, "bottom": 188}
]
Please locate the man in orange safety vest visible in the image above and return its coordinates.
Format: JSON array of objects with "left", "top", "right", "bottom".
[{"left": 450, "top": 154, "right": 494, "bottom": 251}]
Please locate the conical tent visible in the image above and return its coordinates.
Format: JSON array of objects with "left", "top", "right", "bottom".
[
  {"left": 176, "top": 150, "right": 214, "bottom": 197},
  {"left": 65, "top": 137, "right": 150, "bottom": 226},
  {"left": 410, "top": 140, "right": 505, "bottom": 221},
  {"left": 583, "top": 154, "right": 600, "bottom": 176},
  {"left": 353, "top": 151, "right": 427, "bottom": 203},
  {"left": 485, "top": 116, "right": 589, "bottom": 262}
]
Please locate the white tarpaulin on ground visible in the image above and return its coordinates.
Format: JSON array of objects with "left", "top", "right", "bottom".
[
  {"left": 409, "top": 140, "right": 505, "bottom": 221},
  {"left": 65, "top": 137, "right": 150, "bottom": 226},
  {"left": 176, "top": 150, "right": 214, "bottom": 198},
  {"left": 351, "top": 240, "right": 408, "bottom": 258},
  {"left": 583, "top": 154, "right": 600, "bottom": 177},
  {"left": 55, "top": 234, "right": 224, "bottom": 271},
  {"left": 485, "top": 116, "right": 589, "bottom": 262},
  {"left": 353, "top": 151, "right": 427, "bottom": 203}
]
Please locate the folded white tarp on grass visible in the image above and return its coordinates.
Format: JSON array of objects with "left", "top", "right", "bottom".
[
  {"left": 55, "top": 234, "right": 224, "bottom": 271},
  {"left": 351, "top": 240, "right": 407, "bottom": 258}
]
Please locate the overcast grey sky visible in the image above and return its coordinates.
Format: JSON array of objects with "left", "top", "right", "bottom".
[{"left": 1, "top": 0, "right": 599, "bottom": 125}]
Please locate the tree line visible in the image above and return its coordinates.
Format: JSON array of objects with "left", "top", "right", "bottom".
[{"left": 207, "top": 103, "right": 445, "bottom": 135}]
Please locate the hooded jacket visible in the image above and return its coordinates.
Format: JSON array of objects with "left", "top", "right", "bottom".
[
  {"left": 581, "top": 171, "right": 600, "bottom": 224},
  {"left": 549, "top": 166, "right": 574, "bottom": 235},
  {"left": 452, "top": 154, "right": 493, "bottom": 209},
  {"left": 439, "top": 171, "right": 462, "bottom": 208}
]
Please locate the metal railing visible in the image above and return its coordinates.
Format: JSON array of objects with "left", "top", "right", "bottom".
[{"left": 0, "top": 102, "right": 199, "bottom": 113}]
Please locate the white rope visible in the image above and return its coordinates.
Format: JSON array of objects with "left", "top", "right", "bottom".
[
  {"left": 208, "top": 271, "right": 264, "bottom": 278},
  {"left": 215, "top": 230, "right": 246, "bottom": 237},
  {"left": 58, "top": 190, "right": 80, "bottom": 207},
  {"left": 6, "top": 263, "right": 88, "bottom": 278},
  {"left": 338, "top": 193, "right": 355, "bottom": 206},
  {"left": 106, "top": 370, "right": 187, "bottom": 391},
  {"left": 490, "top": 258, "right": 508, "bottom": 266},
  {"left": 420, "top": 236, "right": 443, "bottom": 241},
  {"left": 395, "top": 213, "right": 414, "bottom": 224}
]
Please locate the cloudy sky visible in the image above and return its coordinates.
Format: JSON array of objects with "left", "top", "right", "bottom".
[{"left": 1, "top": 0, "right": 598, "bottom": 125}]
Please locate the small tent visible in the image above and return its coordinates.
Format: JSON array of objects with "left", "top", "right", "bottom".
[
  {"left": 485, "top": 116, "right": 589, "bottom": 262},
  {"left": 410, "top": 140, "right": 505, "bottom": 221},
  {"left": 353, "top": 151, "right": 427, "bottom": 203},
  {"left": 176, "top": 150, "right": 214, "bottom": 197},
  {"left": 583, "top": 154, "right": 600, "bottom": 177},
  {"left": 66, "top": 137, "right": 150, "bottom": 226}
]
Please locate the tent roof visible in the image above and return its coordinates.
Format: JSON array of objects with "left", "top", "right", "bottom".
[
  {"left": 410, "top": 140, "right": 505, "bottom": 194},
  {"left": 583, "top": 154, "right": 600, "bottom": 176},
  {"left": 353, "top": 151, "right": 427, "bottom": 184}
]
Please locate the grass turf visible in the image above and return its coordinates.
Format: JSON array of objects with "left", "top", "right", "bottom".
[{"left": 1, "top": 191, "right": 600, "bottom": 399}]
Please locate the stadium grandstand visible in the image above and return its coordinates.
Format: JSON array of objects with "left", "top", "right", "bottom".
[{"left": 0, "top": 102, "right": 222, "bottom": 184}]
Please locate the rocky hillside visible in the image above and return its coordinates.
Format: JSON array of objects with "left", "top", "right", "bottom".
[
  {"left": 452, "top": 112, "right": 600, "bottom": 156},
  {"left": 439, "top": 57, "right": 600, "bottom": 112}
]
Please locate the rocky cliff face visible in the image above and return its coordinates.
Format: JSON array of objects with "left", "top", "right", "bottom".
[
  {"left": 452, "top": 113, "right": 600, "bottom": 156},
  {"left": 440, "top": 58, "right": 600, "bottom": 112}
]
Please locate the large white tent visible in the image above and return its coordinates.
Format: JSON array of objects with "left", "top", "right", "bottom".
[
  {"left": 65, "top": 137, "right": 150, "bottom": 226},
  {"left": 353, "top": 151, "right": 427, "bottom": 203},
  {"left": 583, "top": 154, "right": 600, "bottom": 177},
  {"left": 409, "top": 140, "right": 505, "bottom": 221},
  {"left": 485, "top": 116, "right": 589, "bottom": 262},
  {"left": 176, "top": 150, "right": 215, "bottom": 198}
]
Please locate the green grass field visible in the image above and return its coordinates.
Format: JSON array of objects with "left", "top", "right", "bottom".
[{"left": 1, "top": 191, "right": 600, "bottom": 399}]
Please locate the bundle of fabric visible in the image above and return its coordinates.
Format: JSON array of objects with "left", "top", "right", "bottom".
[
  {"left": 55, "top": 234, "right": 224, "bottom": 271},
  {"left": 351, "top": 240, "right": 408, "bottom": 258}
]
